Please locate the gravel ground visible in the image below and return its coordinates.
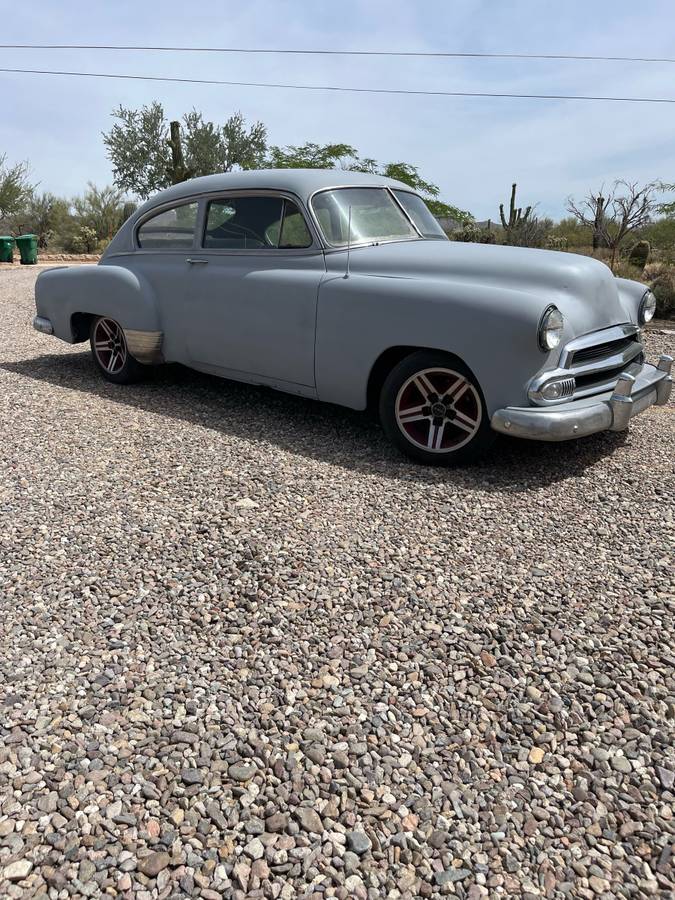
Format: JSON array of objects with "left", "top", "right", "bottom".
[{"left": 0, "top": 267, "right": 673, "bottom": 900}]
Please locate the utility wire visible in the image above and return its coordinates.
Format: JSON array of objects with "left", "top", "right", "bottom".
[
  {"left": 1, "top": 44, "right": 675, "bottom": 64},
  {"left": 1, "top": 67, "right": 674, "bottom": 104}
]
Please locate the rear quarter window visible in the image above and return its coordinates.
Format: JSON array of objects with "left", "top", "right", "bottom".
[{"left": 137, "top": 202, "right": 199, "bottom": 249}]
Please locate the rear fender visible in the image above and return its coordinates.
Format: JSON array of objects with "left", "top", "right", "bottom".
[{"left": 35, "top": 264, "right": 163, "bottom": 362}]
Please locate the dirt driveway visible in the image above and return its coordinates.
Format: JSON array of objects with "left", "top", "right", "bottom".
[{"left": 1, "top": 267, "right": 673, "bottom": 898}]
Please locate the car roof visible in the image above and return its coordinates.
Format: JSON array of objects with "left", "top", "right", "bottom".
[
  {"left": 138, "top": 168, "right": 413, "bottom": 210},
  {"left": 103, "top": 169, "right": 422, "bottom": 256}
]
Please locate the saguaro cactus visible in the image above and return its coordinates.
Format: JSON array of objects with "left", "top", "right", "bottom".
[
  {"left": 592, "top": 194, "right": 610, "bottom": 250},
  {"left": 499, "top": 183, "right": 532, "bottom": 232},
  {"left": 166, "top": 120, "right": 194, "bottom": 185}
]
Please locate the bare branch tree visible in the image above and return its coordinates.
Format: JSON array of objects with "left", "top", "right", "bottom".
[{"left": 567, "top": 180, "right": 660, "bottom": 269}]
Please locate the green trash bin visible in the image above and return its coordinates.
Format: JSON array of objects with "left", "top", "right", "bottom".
[
  {"left": 15, "top": 234, "right": 38, "bottom": 265},
  {"left": 0, "top": 236, "right": 14, "bottom": 263}
]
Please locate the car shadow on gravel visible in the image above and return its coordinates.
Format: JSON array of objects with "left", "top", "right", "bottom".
[{"left": 2, "top": 351, "right": 629, "bottom": 492}]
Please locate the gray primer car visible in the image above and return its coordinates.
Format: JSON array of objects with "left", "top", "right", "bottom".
[{"left": 34, "top": 169, "right": 672, "bottom": 464}]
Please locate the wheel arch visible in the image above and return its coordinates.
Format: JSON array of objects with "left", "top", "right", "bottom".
[
  {"left": 70, "top": 311, "right": 95, "bottom": 343},
  {"left": 366, "top": 345, "right": 478, "bottom": 411}
]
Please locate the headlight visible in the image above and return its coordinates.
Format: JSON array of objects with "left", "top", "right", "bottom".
[
  {"left": 538, "top": 305, "right": 564, "bottom": 351},
  {"left": 639, "top": 289, "right": 656, "bottom": 324}
]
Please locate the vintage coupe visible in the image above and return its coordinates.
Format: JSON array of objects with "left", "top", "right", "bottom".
[{"left": 34, "top": 169, "right": 672, "bottom": 464}]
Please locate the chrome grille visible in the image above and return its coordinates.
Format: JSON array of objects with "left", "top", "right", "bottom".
[
  {"left": 556, "top": 377, "right": 576, "bottom": 398},
  {"left": 570, "top": 335, "right": 639, "bottom": 367},
  {"left": 563, "top": 325, "right": 644, "bottom": 400},
  {"left": 530, "top": 324, "right": 645, "bottom": 406}
]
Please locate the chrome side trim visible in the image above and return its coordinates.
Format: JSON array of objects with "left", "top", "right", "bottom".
[
  {"left": 33, "top": 315, "right": 54, "bottom": 335},
  {"left": 124, "top": 329, "right": 164, "bottom": 365},
  {"left": 132, "top": 189, "right": 324, "bottom": 253}
]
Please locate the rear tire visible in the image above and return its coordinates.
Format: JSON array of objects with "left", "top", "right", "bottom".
[
  {"left": 90, "top": 316, "right": 146, "bottom": 384},
  {"left": 379, "top": 351, "right": 495, "bottom": 465}
]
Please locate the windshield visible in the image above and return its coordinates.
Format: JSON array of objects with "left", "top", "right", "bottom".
[
  {"left": 393, "top": 191, "right": 448, "bottom": 240},
  {"left": 312, "top": 187, "right": 419, "bottom": 247}
]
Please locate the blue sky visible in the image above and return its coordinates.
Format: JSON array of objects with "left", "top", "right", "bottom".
[{"left": 2, "top": 0, "right": 674, "bottom": 219}]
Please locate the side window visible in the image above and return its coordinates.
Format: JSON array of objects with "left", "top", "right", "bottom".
[
  {"left": 203, "top": 196, "right": 313, "bottom": 250},
  {"left": 279, "top": 200, "right": 313, "bottom": 249},
  {"left": 137, "top": 202, "right": 198, "bottom": 249}
]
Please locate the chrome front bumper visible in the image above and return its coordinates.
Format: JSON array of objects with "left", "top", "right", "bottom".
[{"left": 491, "top": 355, "right": 673, "bottom": 441}]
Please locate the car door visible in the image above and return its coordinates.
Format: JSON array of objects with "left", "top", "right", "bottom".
[
  {"left": 126, "top": 199, "right": 202, "bottom": 365},
  {"left": 183, "top": 192, "right": 325, "bottom": 393}
]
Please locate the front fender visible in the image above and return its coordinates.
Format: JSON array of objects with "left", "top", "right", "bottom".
[
  {"left": 615, "top": 276, "right": 648, "bottom": 322},
  {"left": 315, "top": 273, "right": 553, "bottom": 414},
  {"left": 35, "top": 264, "right": 161, "bottom": 347}
]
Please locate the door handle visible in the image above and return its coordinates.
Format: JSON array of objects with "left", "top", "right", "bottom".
[{"left": 187, "top": 257, "right": 208, "bottom": 265}]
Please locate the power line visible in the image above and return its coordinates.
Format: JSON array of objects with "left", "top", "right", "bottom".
[
  {"left": 1, "top": 67, "right": 674, "bottom": 104},
  {"left": 1, "top": 44, "right": 675, "bottom": 64}
]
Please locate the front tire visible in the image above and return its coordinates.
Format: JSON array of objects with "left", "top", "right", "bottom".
[
  {"left": 379, "top": 351, "right": 495, "bottom": 465},
  {"left": 90, "top": 316, "right": 146, "bottom": 384}
]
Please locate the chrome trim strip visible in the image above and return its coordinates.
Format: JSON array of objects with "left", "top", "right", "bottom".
[
  {"left": 569, "top": 339, "right": 643, "bottom": 377},
  {"left": 559, "top": 323, "right": 640, "bottom": 368},
  {"left": 32, "top": 315, "right": 54, "bottom": 335},
  {"left": 308, "top": 184, "right": 425, "bottom": 249},
  {"left": 133, "top": 189, "right": 323, "bottom": 253},
  {"left": 528, "top": 375, "right": 576, "bottom": 405},
  {"left": 123, "top": 329, "right": 164, "bottom": 365}
]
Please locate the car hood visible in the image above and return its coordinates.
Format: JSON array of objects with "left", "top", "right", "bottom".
[{"left": 326, "top": 239, "right": 639, "bottom": 333}]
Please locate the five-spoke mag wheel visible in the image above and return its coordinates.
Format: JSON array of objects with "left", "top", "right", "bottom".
[
  {"left": 93, "top": 317, "right": 128, "bottom": 375},
  {"left": 89, "top": 316, "right": 146, "bottom": 384},
  {"left": 395, "top": 367, "right": 482, "bottom": 453},
  {"left": 380, "top": 351, "right": 493, "bottom": 464}
]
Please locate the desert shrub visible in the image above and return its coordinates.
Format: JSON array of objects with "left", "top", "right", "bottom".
[
  {"left": 501, "top": 216, "right": 553, "bottom": 249},
  {"left": 549, "top": 217, "right": 590, "bottom": 249},
  {"left": 635, "top": 218, "right": 675, "bottom": 260},
  {"left": 453, "top": 222, "right": 496, "bottom": 244},
  {"left": 71, "top": 226, "right": 98, "bottom": 254},
  {"left": 73, "top": 184, "right": 126, "bottom": 242},
  {"left": 644, "top": 262, "right": 675, "bottom": 318},
  {"left": 546, "top": 235, "right": 568, "bottom": 251},
  {"left": 611, "top": 260, "right": 644, "bottom": 282},
  {"left": 650, "top": 275, "right": 675, "bottom": 318}
]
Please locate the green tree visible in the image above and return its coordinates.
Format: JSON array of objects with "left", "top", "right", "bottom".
[
  {"left": 658, "top": 182, "right": 675, "bottom": 218},
  {"left": 12, "top": 192, "right": 70, "bottom": 248},
  {"left": 549, "top": 216, "right": 592, "bottom": 249},
  {"left": 103, "top": 104, "right": 267, "bottom": 198},
  {"left": 268, "top": 142, "right": 470, "bottom": 222},
  {"left": 72, "top": 183, "right": 126, "bottom": 241},
  {"left": 103, "top": 102, "right": 168, "bottom": 199},
  {"left": 268, "top": 141, "right": 360, "bottom": 170},
  {"left": 0, "top": 154, "right": 34, "bottom": 220},
  {"left": 379, "top": 162, "right": 470, "bottom": 221}
]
